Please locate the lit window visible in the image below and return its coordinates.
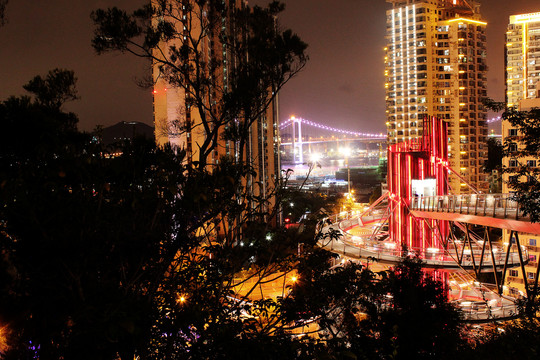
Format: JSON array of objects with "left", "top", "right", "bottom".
[{"left": 509, "top": 269, "right": 518, "bottom": 277}]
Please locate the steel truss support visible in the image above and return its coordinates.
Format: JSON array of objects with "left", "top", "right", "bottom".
[
  {"left": 497, "top": 231, "right": 540, "bottom": 302},
  {"left": 511, "top": 232, "right": 540, "bottom": 302},
  {"left": 486, "top": 227, "right": 500, "bottom": 292},
  {"left": 448, "top": 224, "right": 462, "bottom": 263},
  {"left": 416, "top": 215, "right": 540, "bottom": 301},
  {"left": 448, "top": 224, "right": 540, "bottom": 301},
  {"left": 465, "top": 224, "right": 478, "bottom": 275}
]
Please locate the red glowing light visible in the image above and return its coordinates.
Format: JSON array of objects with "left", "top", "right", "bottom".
[{"left": 388, "top": 116, "right": 449, "bottom": 251}]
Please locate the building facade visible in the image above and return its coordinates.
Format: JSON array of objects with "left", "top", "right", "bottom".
[
  {"left": 506, "top": 12, "right": 540, "bottom": 107},
  {"left": 503, "top": 12, "right": 540, "bottom": 295},
  {"left": 385, "top": 0, "right": 488, "bottom": 193},
  {"left": 152, "top": 0, "right": 280, "bottom": 208}
]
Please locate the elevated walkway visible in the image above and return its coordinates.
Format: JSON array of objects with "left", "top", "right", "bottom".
[
  {"left": 321, "top": 221, "right": 523, "bottom": 271},
  {"left": 410, "top": 194, "right": 540, "bottom": 235},
  {"left": 318, "top": 226, "right": 521, "bottom": 323}
]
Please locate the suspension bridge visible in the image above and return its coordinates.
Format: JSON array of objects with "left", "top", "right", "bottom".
[
  {"left": 280, "top": 116, "right": 502, "bottom": 164},
  {"left": 279, "top": 117, "right": 386, "bottom": 165}
]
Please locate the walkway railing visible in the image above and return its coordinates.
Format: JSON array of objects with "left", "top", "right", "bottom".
[
  {"left": 410, "top": 194, "right": 526, "bottom": 220},
  {"left": 319, "top": 228, "right": 522, "bottom": 269}
]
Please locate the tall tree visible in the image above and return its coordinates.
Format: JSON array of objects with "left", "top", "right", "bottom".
[
  {"left": 490, "top": 102, "right": 540, "bottom": 222},
  {"left": 91, "top": 0, "right": 307, "bottom": 169},
  {"left": 484, "top": 136, "right": 503, "bottom": 173},
  {"left": 282, "top": 257, "right": 464, "bottom": 360},
  {"left": 372, "top": 257, "right": 463, "bottom": 359}
]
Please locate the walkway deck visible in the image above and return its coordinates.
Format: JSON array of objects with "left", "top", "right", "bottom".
[{"left": 410, "top": 194, "right": 540, "bottom": 235}]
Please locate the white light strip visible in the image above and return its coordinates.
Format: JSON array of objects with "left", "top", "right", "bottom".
[
  {"left": 279, "top": 115, "right": 501, "bottom": 130},
  {"left": 278, "top": 118, "right": 386, "bottom": 138}
]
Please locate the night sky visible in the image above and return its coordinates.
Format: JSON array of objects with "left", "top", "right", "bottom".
[{"left": 1, "top": 0, "right": 539, "bottom": 133}]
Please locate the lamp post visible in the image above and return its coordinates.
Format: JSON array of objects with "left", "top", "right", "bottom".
[{"left": 340, "top": 147, "right": 351, "bottom": 195}]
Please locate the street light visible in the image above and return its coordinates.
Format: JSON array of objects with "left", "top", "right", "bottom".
[
  {"left": 310, "top": 152, "right": 321, "bottom": 163},
  {"left": 340, "top": 147, "right": 352, "bottom": 195}
]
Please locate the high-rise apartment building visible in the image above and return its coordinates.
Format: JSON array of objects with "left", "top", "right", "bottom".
[
  {"left": 385, "top": 0, "right": 488, "bottom": 193},
  {"left": 152, "top": 0, "right": 280, "bottom": 205},
  {"left": 503, "top": 11, "right": 540, "bottom": 297},
  {"left": 506, "top": 12, "right": 540, "bottom": 107}
]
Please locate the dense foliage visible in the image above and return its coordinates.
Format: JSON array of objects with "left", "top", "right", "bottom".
[
  {"left": 485, "top": 99, "right": 540, "bottom": 222},
  {"left": 0, "top": 71, "right": 469, "bottom": 359},
  {"left": 7, "top": 0, "right": 540, "bottom": 357}
]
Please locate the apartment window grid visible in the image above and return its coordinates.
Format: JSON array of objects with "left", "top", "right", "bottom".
[
  {"left": 435, "top": 20, "right": 487, "bottom": 190},
  {"left": 506, "top": 17, "right": 540, "bottom": 106},
  {"left": 386, "top": 3, "right": 432, "bottom": 144}
]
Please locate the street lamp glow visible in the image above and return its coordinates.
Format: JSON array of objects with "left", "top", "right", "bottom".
[
  {"left": 340, "top": 148, "right": 352, "bottom": 194},
  {"left": 340, "top": 147, "right": 352, "bottom": 157},
  {"left": 310, "top": 152, "right": 321, "bottom": 163}
]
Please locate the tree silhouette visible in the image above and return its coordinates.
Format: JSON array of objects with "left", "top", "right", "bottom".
[
  {"left": 0, "top": 0, "right": 7, "bottom": 26},
  {"left": 91, "top": 0, "right": 307, "bottom": 169}
]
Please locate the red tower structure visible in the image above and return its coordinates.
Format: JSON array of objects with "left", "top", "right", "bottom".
[{"left": 387, "top": 116, "right": 449, "bottom": 252}]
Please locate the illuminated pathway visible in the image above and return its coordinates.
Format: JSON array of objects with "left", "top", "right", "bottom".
[
  {"left": 316, "top": 193, "right": 539, "bottom": 322},
  {"left": 319, "top": 218, "right": 520, "bottom": 322},
  {"left": 315, "top": 117, "right": 533, "bottom": 322},
  {"left": 319, "top": 219, "right": 523, "bottom": 270}
]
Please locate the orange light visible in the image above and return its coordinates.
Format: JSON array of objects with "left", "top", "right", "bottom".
[{"left": 0, "top": 324, "right": 9, "bottom": 353}]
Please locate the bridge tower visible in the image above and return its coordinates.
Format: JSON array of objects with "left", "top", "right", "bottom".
[{"left": 290, "top": 117, "right": 304, "bottom": 164}]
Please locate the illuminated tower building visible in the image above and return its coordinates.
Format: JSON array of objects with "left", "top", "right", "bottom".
[
  {"left": 506, "top": 12, "right": 540, "bottom": 107},
  {"left": 152, "top": 0, "right": 280, "bottom": 207},
  {"left": 503, "top": 11, "right": 540, "bottom": 297},
  {"left": 385, "top": 0, "right": 488, "bottom": 193}
]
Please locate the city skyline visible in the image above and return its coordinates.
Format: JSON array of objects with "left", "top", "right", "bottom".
[{"left": 0, "top": 0, "right": 539, "bottom": 133}]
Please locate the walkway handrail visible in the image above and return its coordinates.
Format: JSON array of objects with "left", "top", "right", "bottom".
[{"left": 410, "top": 194, "right": 524, "bottom": 221}]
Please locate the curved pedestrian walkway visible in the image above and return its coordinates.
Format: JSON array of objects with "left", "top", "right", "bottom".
[{"left": 318, "top": 220, "right": 522, "bottom": 323}]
